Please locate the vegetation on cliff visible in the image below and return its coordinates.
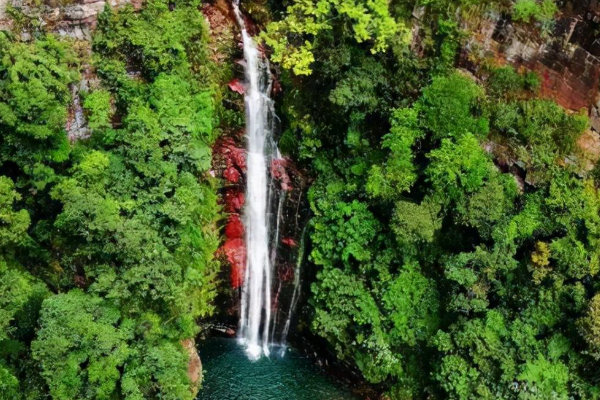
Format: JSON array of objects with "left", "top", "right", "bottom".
[
  {"left": 270, "top": 0, "right": 600, "bottom": 398},
  {"left": 2, "top": 0, "right": 598, "bottom": 399},
  {"left": 0, "top": 0, "right": 220, "bottom": 398}
]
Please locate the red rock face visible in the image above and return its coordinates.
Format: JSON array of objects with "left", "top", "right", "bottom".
[
  {"left": 213, "top": 135, "right": 248, "bottom": 288},
  {"left": 278, "top": 264, "right": 295, "bottom": 282},
  {"left": 223, "top": 188, "right": 245, "bottom": 213},
  {"left": 281, "top": 237, "right": 297, "bottom": 247},
  {"left": 519, "top": 52, "right": 600, "bottom": 112},
  {"left": 271, "top": 74, "right": 283, "bottom": 97},
  {"left": 459, "top": 11, "right": 600, "bottom": 114},
  {"left": 221, "top": 238, "right": 246, "bottom": 288},
  {"left": 228, "top": 78, "right": 246, "bottom": 95},
  {"left": 225, "top": 214, "right": 244, "bottom": 239},
  {"left": 217, "top": 138, "right": 247, "bottom": 169},
  {"left": 215, "top": 137, "right": 247, "bottom": 185},
  {"left": 215, "top": 152, "right": 302, "bottom": 289},
  {"left": 228, "top": 144, "right": 247, "bottom": 172},
  {"left": 206, "top": 0, "right": 308, "bottom": 300},
  {"left": 223, "top": 166, "right": 241, "bottom": 183},
  {"left": 271, "top": 158, "right": 292, "bottom": 191}
]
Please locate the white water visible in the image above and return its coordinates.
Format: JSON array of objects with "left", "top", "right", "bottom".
[
  {"left": 279, "top": 225, "right": 306, "bottom": 350},
  {"left": 233, "top": 0, "right": 278, "bottom": 360}
]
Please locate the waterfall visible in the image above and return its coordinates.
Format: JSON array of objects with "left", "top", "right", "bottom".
[{"left": 233, "top": 0, "right": 279, "bottom": 360}]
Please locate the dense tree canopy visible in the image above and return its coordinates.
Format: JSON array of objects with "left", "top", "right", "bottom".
[
  {"left": 0, "top": 0, "right": 589, "bottom": 398},
  {"left": 273, "top": 0, "right": 598, "bottom": 397},
  {"left": 0, "top": 0, "right": 221, "bottom": 398}
]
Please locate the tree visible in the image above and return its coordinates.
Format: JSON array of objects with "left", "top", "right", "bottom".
[
  {"left": 512, "top": 0, "right": 558, "bottom": 25},
  {"left": 0, "top": 32, "right": 78, "bottom": 181},
  {"left": 579, "top": 294, "right": 600, "bottom": 360},
  {"left": 367, "top": 108, "right": 423, "bottom": 199},
  {"left": 383, "top": 264, "right": 439, "bottom": 346},
  {"left": 426, "top": 133, "right": 493, "bottom": 204},
  {"left": 32, "top": 290, "right": 131, "bottom": 400},
  {"left": 417, "top": 73, "right": 488, "bottom": 140},
  {"left": 262, "top": 0, "right": 406, "bottom": 75},
  {"left": 0, "top": 176, "right": 30, "bottom": 249}
]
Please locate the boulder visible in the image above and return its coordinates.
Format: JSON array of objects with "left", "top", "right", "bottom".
[{"left": 181, "top": 338, "right": 202, "bottom": 398}]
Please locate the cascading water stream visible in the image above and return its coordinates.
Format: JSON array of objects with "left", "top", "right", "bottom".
[{"left": 233, "top": 0, "right": 279, "bottom": 360}]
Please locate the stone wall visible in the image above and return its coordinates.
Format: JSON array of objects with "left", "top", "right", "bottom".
[
  {"left": 459, "top": 1, "right": 600, "bottom": 166},
  {"left": 0, "top": 0, "right": 140, "bottom": 40},
  {"left": 462, "top": 3, "right": 598, "bottom": 111},
  {"left": 0, "top": 0, "right": 140, "bottom": 140}
]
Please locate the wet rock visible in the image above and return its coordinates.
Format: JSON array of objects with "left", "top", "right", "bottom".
[
  {"left": 271, "top": 74, "right": 282, "bottom": 97},
  {"left": 66, "top": 83, "right": 91, "bottom": 142},
  {"left": 271, "top": 158, "right": 292, "bottom": 191},
  {"left": 221, "top": 238, "right": 246, "bottom": 288},
  {"left": 278, "top": 264, "right": 294, "bottom": 282},
  {"left": 228, "top": 78, "right": 246, "bottom": 95},
  {"left": 224, "top": 214, "right": 244, "bottom": 239},
  {"left": 222, "top": 188, "right": 245, "bottom": 213},
  {"left": 590, "top": 105, "right": 600, "bottom": 132},
  {"left": 227, "top": 144, "right": 246, "bottom": 171},
  {"left": 63, "top": 2, "right": 103, "bottom": 21},
  {"left": 223, "top": 166, "right": 241, "bottom": 183},
  {"left": 181, "top": 338, "right": 202, "bottom": 398},
  {"left": 281, "top": 237, "right": 297, "bottom": 247},
  {"left": 214, "top": 137, "right": 247, "bottom": 185}
]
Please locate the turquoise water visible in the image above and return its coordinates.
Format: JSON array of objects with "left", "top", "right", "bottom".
[{"left": 197, "top": 338, "right": 358, "bottom": 400}]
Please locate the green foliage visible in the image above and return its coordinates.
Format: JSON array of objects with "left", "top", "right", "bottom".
[
  {"left": 512, "top": 0, "right": 559, "bottom": 36},
  {"left": 455, "top": 172, "right": 518, "bottom": 234},
  {"left": 328, "top": 57, "right": 388, "bottom": 113},
  {"left": 383, "top": 265, "right": 439, "bottom": 346},
  {"left": 366, "top": 108, "right": 423, "bottom": 199},
  {"left": 297, "top": 47, "right": 598, "bottom": 397},
  {"left": 0, "top": 32, "right": 78, "bottom": 178},
  {"left": 0, "top": 174, "right": 49, "bottom": 400},
  {"left": 0, "top": 363, "right": 20, "bottom": 400},
  {"left": 0, "top": 0, "right": 594, "bottom": 398},
  {"left": 507, "top": 100, "right": 586, "bottom": 155},
  {"left": 83, "top": 90, "right": 113, "bottom": 131},
  {"left": 262, "top": 0, "right": 406, "bottom": 75},
  {"left": 579, "top": 294, "right": 600, "bottom": 360},
  {"left": 518, "top": 355, "right": 569, "bottom": 399},
  {"left": 0, "top": 0, "right": 221, "bottom": 398},
  {"left": 486, "top": 66, "right": 540, "bottom": 99},
  {"left": 436, "top": 355, "right": 482, "bottom": 399},
  {"left": 426, "top": 133, "right": 493, "bottom": 202},
  {"left": 418, "top": 73, "right": 489, "bottom": 140},
  {"left": 32, "top": 290, "right": 132, "bottom": 400},
  {"left": 310, "top": 197, "right": 380, "bottom": 267},
  {"left": 121, "top": 341, "right": 191, "bottom": 400},
  {"left": 0, "top": 256, "right": 50, "bottom": 400},
  {"left": 32, "top": 290, "right": 195, "bottom": 400},
  {"left": 93, "top": 0, "right": 210, "bottom": 82},
  {"left": 529, "top": 241, "right": 551, "bottom": 284},
  {"left": 513, "top": 0, "right": 558, "bottom": 24},
  {"left": 63, "top": 0, "right": 218, "bottom": 316},
  {"left": 0, "top": 177, "right": 30, "bottom": 249},
  {"left": 0, "top": 259, "right": 48, "bottom": 342},
  {"left": 392, "top": 200, "right": 441, "bottom": 247}
]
